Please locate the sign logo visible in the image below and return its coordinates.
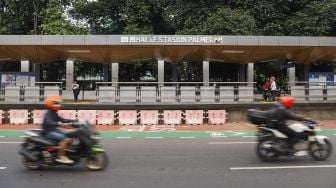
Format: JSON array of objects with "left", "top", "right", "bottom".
[{"left": 120, "top": 36, "right": 223, "bottom": 44}]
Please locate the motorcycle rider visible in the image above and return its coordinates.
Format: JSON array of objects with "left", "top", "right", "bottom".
[
  {"left": 269, "top": 96, "right": 307, "bottom": 153},
  {"left": 42, "top": 96, "right": 76, "bottom": 164}
]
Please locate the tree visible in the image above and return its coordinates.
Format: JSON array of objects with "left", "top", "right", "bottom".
[
  {"left": 285, "top": 0, "right": 336, "bottom": 36},
  {"left": 40, "top": 0, "right": 88, "bottom": 34},
  {"left": 71, "top": 0, "right": 125, "bottom": 34},
  {"left": 0, "top": 0, "right": 35, "bottom": 34}
]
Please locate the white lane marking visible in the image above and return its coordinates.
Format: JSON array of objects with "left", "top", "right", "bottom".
[
  {"left": 231, "top": 165, "right": 336, "bottom": 170},
  {"left": 0, "top": 136, "right": 5, "bottom": 138},
  {"left": 225, "top": 131, "right": 244, "bottom": 136},
  {"left": 116, "top": 137, "right": 131, "bottom": 139},
  {"left": 180, "top": 137, "right": 195, "bottom": 139},
  {"left": 19, "top": 136, "right": 27, "bottom": 138},
  {"left": 242, "top": 136, "right": 256, "bottom": 138},
  {"left": 0, "top": 142, "right": 22, "bottom": 144},
  {"left": 146, "top": 137, "right": 163, "bottom": 139},
  {"left": 0, "top": 167, "right": 7, "bottom": 170},
  {"left": 209, "top": 142, "right": 257, "bottom": 145}
]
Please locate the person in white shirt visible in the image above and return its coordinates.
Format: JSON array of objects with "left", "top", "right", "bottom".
[
  {"left": 269, "top": 76, "right": 277, "bottom": 101},
  {"left": 72, "top": 80, "right": 80, "bottom": 102}
]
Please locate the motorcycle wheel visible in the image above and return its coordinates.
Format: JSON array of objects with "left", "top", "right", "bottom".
[
  {"left": 22, "top": 156, "right": 41, "bottom": 170},
  {"left": 256, "top": 139, "right": 280, "bottom": 162},
  {"left": 309, "top": 139, "right": 332, "bottom": 161},
  {"left": 85, "top": 152, "right": 108, "bottom": 171}
]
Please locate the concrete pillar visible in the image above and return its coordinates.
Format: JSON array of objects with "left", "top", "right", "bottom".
[
  {"left": 103, "top": 64, "right": 109, "bottom": 82},
  {"left": 239, "top": 64, "right": 246, "bottom": 82},
  {"left": 21, "top": 60, "right": 29, "bottom": 72},
  {"left": 304, "top": 64, "right": 310, "bottom": 82},
  {"left": 66, "top": 60, "right": 74, "bottom": 91},
  {"left": 158, "top": 60, "right": 164, "bottom": 86},
  {"left": 203, "top": 60, "right": 209, "bottom": 86},
  {"left": 287, "top": 65, "right": 296, "bottom": 86},
  {"left": 111, "top": 63, "right": 119, "bottom": 86},
  {"left": 34, "top": 64, "right": 41, "bottom": 82},
  {"left": 247, "top": 62, "right": 254, "bottom": 86}
]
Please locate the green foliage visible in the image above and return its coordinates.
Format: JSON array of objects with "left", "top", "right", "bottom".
[
  {"left": 0, "top": 0, "right": 35, "bottom": 34},
  {"left": 285, "top": 0, "right": 336, "bottom": 36},
  {"left": 1, "top": 0, "right": 336, "bottom": 82},
  {"left": 74, "top": 61, "right": 103, "bottom": 78},
  {"left": 119, "top": 61, "right": 158, "bottom": 82},
  {"left": 40, "top": 0, "right": 88, "bottom": 34}
]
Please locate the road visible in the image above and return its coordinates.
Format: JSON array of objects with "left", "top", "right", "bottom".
[{"left": 0, "top": 137, "right": 336, "bottom": 188}]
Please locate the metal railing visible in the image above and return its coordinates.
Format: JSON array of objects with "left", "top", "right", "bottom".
[
  {"left": 0, "top": 82, "right": 63, "bottom": 102},
  {"left": 288, "top": 81, "right": 336, "bottom": 101},
  {"left": 95, "top": 82, "right": 257, "bottom": 103},
  {"left": 7, "top": 81, "right": 336, "bottom": 102}
]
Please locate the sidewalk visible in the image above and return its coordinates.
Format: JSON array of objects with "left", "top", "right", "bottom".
[{"left": 0, "top": 121, "right": 335, "bottom": 131}]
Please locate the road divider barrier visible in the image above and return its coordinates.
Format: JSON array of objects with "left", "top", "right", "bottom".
[
  {"left": 32, "top": 110, "right": 46, "bottom": 125},
  {"left": 3, "top": 109, "right": 228, "bottom": 126},
  {"left": 0, "top": 110, "right": 3, "bottom": 124},
  {"left": 185, "top": 110, "right": 204, "bottom": 125},
  {"left": 77, "top": 110, "right": 97, "bottom": 125},
  {"left": 9, "top": 109, "right": 28, "bottom": 124},
  {"left": 58, "top": 110, "right": 77, "bottom": 120},
  {"left": 208, "top": 110, "right": 227, "bottom": 125},
  {"left": 163, "top": 110, "right": 182, "bottom": 125},
  {"left": 97, "top": 110, "right": 114, "bottom": 125},
  {"left": 140, "top": 110, "right": 159, "bottom": 125},
  {"left": 119, "top": 110, "right": 137, "bottom": 125}
]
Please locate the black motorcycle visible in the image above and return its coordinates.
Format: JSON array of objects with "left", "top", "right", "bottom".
[
  {"left": 247, "top": 109, "right": 332, "bottom": 162},
  {"left": 19, "top": 121, "right": 108, "bottom": 170}
]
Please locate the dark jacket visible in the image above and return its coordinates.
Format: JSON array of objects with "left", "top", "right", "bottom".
[
  {"left": 42, "top": 110, "right": 74, "bottom": 133},
  {"left": 269, "top": 102, "right": 304, "bottom": 128}
]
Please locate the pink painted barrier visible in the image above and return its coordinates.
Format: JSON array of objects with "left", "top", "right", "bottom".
[
  {"left": 0, "top": 110, "right": 3, "bottom": 124},
  {"left": 185, "top": 110, "right": 203, "bottom": 125},
  {"left": 9, "top": 109, "right": 29, "bottom": 124},
  {"left": 77, "top": 110, "right": 97, "bottom": 125},
  {"left": 208, "top": 110, "right": 227, "bottom": 125},
  {"left": 97, "top": 110, "right": 114, "bottom": 125},
  {"left": 140, "top": 110, "right": 159, "bottom": 125},
  {"left": 58, "top": 110, "right": 77, "bottom": 120},
  {"left": 32, "top": 110, "right": 47, "bottom": 125},
  {"left": 163, "top": 110, "right": 182, "bottom": 125},
  {"left": 118, "top": 110, "right": 137, "bottom": 125}
]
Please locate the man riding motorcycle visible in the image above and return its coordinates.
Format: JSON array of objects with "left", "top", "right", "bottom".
[
  {"left": 42, "top": 96, "right": 77, "bottom": 164},
  {"left": 268, "top": 96, "right": 308, "bottom": 152}
]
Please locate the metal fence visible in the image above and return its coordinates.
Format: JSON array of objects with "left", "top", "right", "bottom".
[
  {"left": 95, "top": 82, "right": 256, "bottom": 103},
  {"left": 4, "top": 81, "right": 336, "bottom": 103}
]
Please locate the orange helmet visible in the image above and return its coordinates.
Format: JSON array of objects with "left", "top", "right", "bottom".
[
  {"left": 279, "top": 96, "right": 294, "bottom": 109},
  {"left": 45, "top": 96, "right": 62, "bottom": 111}
]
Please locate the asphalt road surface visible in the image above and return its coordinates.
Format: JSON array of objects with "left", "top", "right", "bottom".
[{"left": 1, "top": 137, "right": 336, "bottom": 188}]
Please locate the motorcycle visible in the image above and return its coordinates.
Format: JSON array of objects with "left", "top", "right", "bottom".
[
  {"left": 247, "top": 109, "right": 332, "bottom": 162},
  {"left": 19, "top": 121, "right": 108, "bottom": 170}
]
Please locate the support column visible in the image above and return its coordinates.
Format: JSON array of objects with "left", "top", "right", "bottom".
[
  {"left": 304, "top": 64, "right": 310, "bottom": 82},
  {"left": 103, "top": 64, "right": 109, "bottom": 82},
  {"left": 247, "top": 62, "right": 254, "bottom": 86},
  {"left": 34, "top": 64, "right": 41, "bottom": 82},
  {"left": 239, "top": 64, "right": 246, "bottom": 82},
  {"left": 21, "top": 60, "right": 29, "bottom": 72},
  {"left": 158, "top": 60, "right": 164, "bottom": 86},
  {"left": 66, "top": 60, "right": 74, "bottom": 91},
  {"left": 287, "top": 65, "right": 296, "bottom": 86},
  {"left": 111, "top": 63, "right": 119, "bottom": 86},
  {"left": 203, "top": 60, "right": 209, "bottom": 86}
]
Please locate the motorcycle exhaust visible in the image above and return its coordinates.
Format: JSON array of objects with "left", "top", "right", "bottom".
[{"left": 19, "top": 149, "right": 38, "bottom": 161}]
